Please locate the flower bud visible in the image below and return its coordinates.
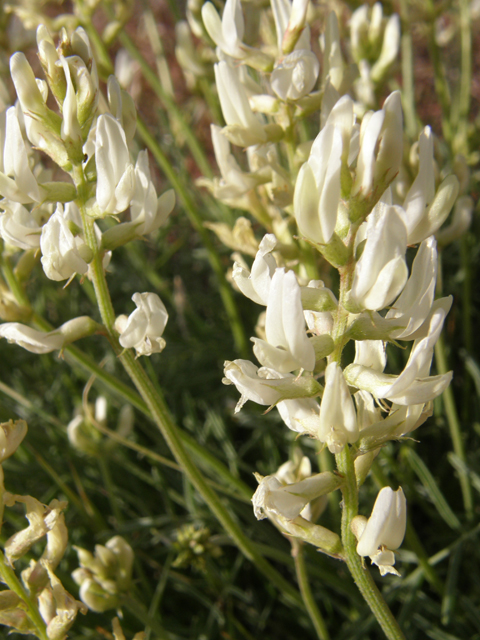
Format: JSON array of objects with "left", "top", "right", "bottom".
[
  {"left": 10, "top": 53, "right": 49, "bottom": 122},
  {"left": 73, "top": 536, "right": 134, "bottom": 612},
  {"left": 281, "top": 0, "right": 310, "bottom": 54},
  {"left": 370, "top": 14, "right": 400, "bottom": 83},
  {"left": 352, "top": 92, "right": 403, "bottom": 203},
  {"left": 321, "top": 11, "right": 345, "bottom": 92},
  {"left": 317, "top": 362, "right": 358, "bottom": 453},
  {"left": 37, "top": 25, "right": 66, "bottom": 104},
  {"left": 175, "top": 21, "right": 207, "bottom": 84},
  {"left": 40, "top": 566, "right": 87, "bottom": 640},
  {"left": 350, "top": 202, "right": 408, "bottom": 311},
  {"left": 58, "top": 57, "right": 82, "bottom": 157},
  {"left": 95, "top": 114, "right": 135, "bottom": 215},
  {"left": 0, "top": 108, "right": 45, "bottom": 204}
]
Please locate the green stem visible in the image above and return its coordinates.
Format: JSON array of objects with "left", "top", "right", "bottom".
[
  {"left": 72, "top": 166, "right": 303, "bottom": 609},
  {"left": 0, "top": 552, "right": 48, "bottom": 640},
  {"left": 292, "top": 540, "right": 330, "bottom": 640},
  {"left": 335, "top": 447, "right": 406, "bottom": 640},
  {"left": 434, "top": 335, "right": 474, "bottom": 520}
]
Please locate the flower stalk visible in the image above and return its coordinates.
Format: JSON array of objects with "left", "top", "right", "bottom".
[{"left": 336, "top": 447, "right": 406, "bottom": 640}]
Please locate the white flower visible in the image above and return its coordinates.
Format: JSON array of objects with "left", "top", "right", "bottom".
[
  {"left": 40, "top": 203, "right": 91, "bottom": 281},
  {"left": 116, "top": 292, "right": 168, "bottom": 357},
  {"left": 209, "top": 125, "right": 266, "bottom": 201},
  {"left": 58, "top": 56, "right": 82, "bottom": 144},
  {"left": 214, "top": 62, "right": 267, "bottom": 147},
  {"left": 0, "top": 201, "right": 49, "bottom": 250},
  {"left": 202, "top": 0, "right": 247, "bottom": 59},
  {"left": 0, "top": 317, "right": 98, "bottom": 354},
  {"left": 130, "top": 150, "right": 175, "bottom": 235},
  {"left": 271, "top": 50, "right": 319, "bottom": 100},
  {"left": 398, "top": 128, "right": 459, "bottom": 245},
  {"left": 344, "top": 304, "right": 453, "bottom": 405},
  {"left": 0, "top": 323, "right": 64, "bottom": 354},
  {"left": 352, "top": 91, "right": 403, "bottom": 198},
  {"left": 317, "top": 362, "right": 358, "bottom": 453},
  {"left": 294, "top": 95, "right": 355, "bottom": 245},
  {"left": 252, "top": 268, "right": 315, "bottom": 373},
  {"left": 95, "top": 114, "right": 135, "bottom": 215},
  {"left": 350, "top": 201, "right": 408, "bottom": 311},
  {"left": 252, "top": 470, "right": 340, "bottom": 521},
  {"left": 0, "top": 108, "right": 44, "bottom": 204},
  {"left": 232, "top": 233, "right": 277, "bottom": 305},
  {"left": 222, "top": 359, "right": 320, "bottom": 413},
  {"left": 271, "top": 0, "right": 311, "bottom": 54},
  {"left": 353, "top": 486, "right": 406, "bottom": 576},
  {"left": 223, "top": 360, "right": 287, "bottom": 411},
  {"left": 385, "top": 236, "right": 438, "bottom": 339},
  {"left": 9, "top": 53, "right": 48, "bottom": 122}
]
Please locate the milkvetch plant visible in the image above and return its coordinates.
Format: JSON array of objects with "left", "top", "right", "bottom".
[{"left": 0, "top": 1, "right": 475, "bottom": 639}]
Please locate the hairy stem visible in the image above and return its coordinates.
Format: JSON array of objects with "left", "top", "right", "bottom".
[{"left": 335, "top": 447, "right": 406, "bottom": 640}]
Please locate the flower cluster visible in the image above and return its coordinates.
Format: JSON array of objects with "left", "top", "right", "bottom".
[
  {"left": 186, "top": 0, "right": 459, "bottom": 575},
  {"left": 0, "top": 26, "right": 174, "bottom": 357}
]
